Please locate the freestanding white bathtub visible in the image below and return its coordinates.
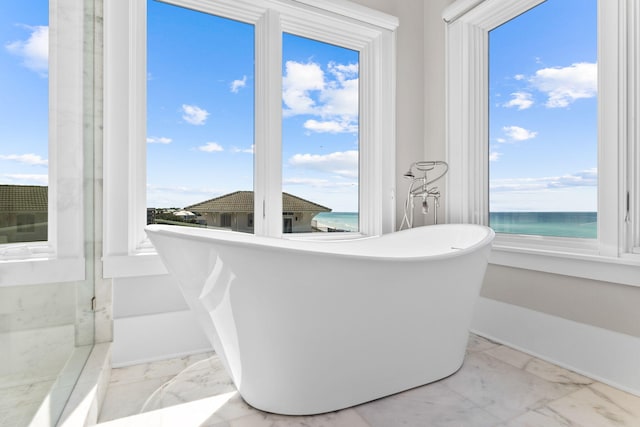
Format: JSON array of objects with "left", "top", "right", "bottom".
[{"left": 145, "top": 223, "right": 494, "bottom": 415}]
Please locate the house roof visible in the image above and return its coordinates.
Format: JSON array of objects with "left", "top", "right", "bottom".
[
  {"left": 0, "top": 185, "right": 48, "bottom": 213},
  {"left": 186, "top": 191, "right": 331, "bottom": 214}
]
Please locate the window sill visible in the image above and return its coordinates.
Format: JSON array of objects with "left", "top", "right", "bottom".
[
  {"left": 490, "top": 238, "right": 640, "bottom": 288},
  {"left": 0, "top": 257, "right": 85, "bottom": 287},
  {"left": 103, "top": 252, "right": 168, "bottom": 279}
]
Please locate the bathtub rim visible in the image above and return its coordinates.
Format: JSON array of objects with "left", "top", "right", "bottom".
[{"left": 145, "top": 223, "right": 495, "bottom": 262}]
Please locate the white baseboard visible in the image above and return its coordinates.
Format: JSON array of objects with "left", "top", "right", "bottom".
[
  {"left": 112, "top": 310, "right": 212, "bottom": 368},
  {"left": 471, "top": 297, "right": 640, "bottom": 397}
]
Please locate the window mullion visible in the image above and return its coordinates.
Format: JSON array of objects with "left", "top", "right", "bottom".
[
  {"left": 254, "top": 9, "right": 282, "bottom": 237},
  {"left": 51, "top": 0, "right": 85, "bottom": 259},
  {"left": 445, "top": 20, "right": 488, "bottom": 226},
  {"left": 628, "top": 0, "right": 640, "bottom": 253},
  {"left": 598, "top": 0, "right": 623, "bottom": 257}
]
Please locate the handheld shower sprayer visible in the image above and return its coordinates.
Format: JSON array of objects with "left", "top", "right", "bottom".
[{"left": 400, "top": 161, "right": 448, "bottom": 230}]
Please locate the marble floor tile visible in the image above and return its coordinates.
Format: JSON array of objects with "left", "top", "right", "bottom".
[
  {"left": 0, "top": 402, "right": 42, "bottom": 427},
  {"left": 0, "top": 380, "right": 55, "bottom": 412},
  {"left": 0, "top": 379, "right": 55, "bottom": 427},
  {"left": 442, "top": 352, "right": 583, "bottom": 421},
  {"left": 522, "top": 358, "right": 593, "bottom": 387},
  {"left": 206, "top": 409, "right": 371, "bottom": 427},
  {"left": 109, "top": 351, "right": 214, "bottom": 386},
  {"left": 588, "top": 382, "right": 640, "bottom": 419},
  {"left": 482, "top": 344, "right": 534, "bottom": 369},
  {"left": 502, "top": 407, "right": 576, "bottom": 427},
  {"left": 545, "top": 383, "right": 640, "bottom": 427},
  {"left": 355, "top": 381, "right": 501, "bottom": 427},
  {"left": 99, "top": 376, "right": 176, "bottom": 422},
  {"left": 467, "top": 334, "right": 501, "bottom": 353},
  {"left": 141, "top": 355, "right": 257, "bottom": 424},
  {"left": 96, "top": 392, "right": 241, "bottom": 427},
  {"left": 483, "top": 345, "right": 593, "bottom": 387},
  {"left": 98, "top": 335, "right": 640, "bottom": 427}
]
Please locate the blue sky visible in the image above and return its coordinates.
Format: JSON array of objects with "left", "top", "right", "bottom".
[
  {"left": 1, "top": 0, "right": 596, "bottom": 213},
  {"left": 0, "top": 0, "right": 49, "bottom": 186},
  {"left": 146, "top": 1, "right": 359, "bottom": 211},
  {"left": 489, "top": 0, "right": 597, "bottom": 212}
]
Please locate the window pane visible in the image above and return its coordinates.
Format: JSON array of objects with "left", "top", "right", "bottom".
[
  {"left": 489, "top": 0, "right": 597, "bottom": 238},
  {"left": 146, "top": 1, "right": 254, "bottom": 233},
  {"left": 282, "top": 33, "right": 359, "bottom": 233},
  {"left": 0, "top": 1, "right": 49, "bottom": 244}
]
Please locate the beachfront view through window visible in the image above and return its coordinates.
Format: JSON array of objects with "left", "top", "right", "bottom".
[
  {"left": 146, "top": 1, "right": 359, "bottom": 233},
  {"left": 146, "top": 0, "right": 255, "bottom": 232},
  {"left": 282, "top": 34, "right": 359, "bottom": 233},
  {"left": 0, "top": 1, "right": 49, "bottom": 244},
  {"left": 488, "top": 0, "right": 598, "bottom": 239}
]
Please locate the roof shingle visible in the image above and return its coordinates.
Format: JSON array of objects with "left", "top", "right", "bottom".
[
  {"left": 186, "top": 191, "right": 331, "bottom": 213},
  {"left": 0, "top": 185, "right": 48, "bottom": 213}
]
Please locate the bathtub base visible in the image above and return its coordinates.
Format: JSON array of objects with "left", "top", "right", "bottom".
[{"left": 237, "top": 348, "right": 468, "bottom": 416}]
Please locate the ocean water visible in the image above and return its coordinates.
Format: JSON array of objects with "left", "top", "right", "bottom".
[
  {"left": 313, "top": 212, "right": 359, "bottom": 232},
  {"left": 490, "top": 212, "right": 597, "bottom": 239},
  {"left": 313, "top": 211, "right": 597, "bottom": 238}
]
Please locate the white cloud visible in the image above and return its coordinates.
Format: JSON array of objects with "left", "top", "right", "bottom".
[
  {"left": 230, "top": 75, "right": 247, "bottom": 93},
  {"left": 283, "top": 177, "right": 356, "bottom": 188},
  {"left": 3, "top": 174, "right": 48, "bottom": 185},
  {"left": 5, "top": 25, "right": 48, "bottom": 76},
  {"left": 282, "top": 61, "right": 325, "bottom": 116},
  {"left": 303, "top": 119, "right": 357, "bottom": 134},
  {"left": 502, "top": 125, "right": 538, "bottom": 142},
  {"left": 147, "top": 136, "right": 172, "bottom": 144},
  {"left": 181, "top": 104, "right": 209, "bottom": 125},
  {"left": 503, "top": 92, "right": 533, "bottom": 110},
  {"left": 0, "top": 153, "right": 48, "bottom": 166},
  {"left": 197, "top": 142, "right": 224, "bottom": 152},
  {"left": 489, "top": 151, "right": 502, "bottom": 162},
  {"left": 490, "top": 168, "right": 597, "bottom": 192},
  {"left": 282, "top": 60, "right": 359, "bottom": 133},
  {"left": 231, "top": 145, "right": 254, "bottom": 154},
  {"left": 147, "top": 184, "right": 225, "bottom": 208},
  {"left": 284, "top": 177, "right": 329, "bottom": 186},
  {"left": 318, "top": 78, "right": 358, "bottom": 118},
  {"left": 530, "top": 62, "right": 597, "bottom": 108},
  {"left": 328, "top": 62, "right": 358, "bottom": 82},
  {"left": 514, "top": 74, "right": 525, "bottom": 81},
  {"left": 288, "top": 150, "right": 358, "bottom": 179}
]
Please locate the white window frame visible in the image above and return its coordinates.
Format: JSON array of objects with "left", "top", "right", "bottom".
[
  {"left": 444, "top": 0, "right": 640, "bottom": 287},
  {"left": 0, "top": 0, "right": 85, "bottom": 287},
  {"left": 103, "top": 0, "right": 398, "bottom": 278}
]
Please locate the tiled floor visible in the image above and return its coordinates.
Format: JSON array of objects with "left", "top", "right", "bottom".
[
  {"left": 97, "top": 335, "right": 640, "bottom": 426},
  {"left": 0, "top": 379, "right": 55, "bottom": 427}
]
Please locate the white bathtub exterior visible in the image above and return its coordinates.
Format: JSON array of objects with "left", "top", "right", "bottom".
[{"left": 145, "top": 224, "right": 495, "bottom": 415}]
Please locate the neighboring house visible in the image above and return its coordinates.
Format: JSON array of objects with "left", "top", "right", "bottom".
[
  {"left": 0, "top": 185, "right": 48, "bottom": 244},
  {"left": 187, "top": 190, "right": 331, "bottom": 233}
]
